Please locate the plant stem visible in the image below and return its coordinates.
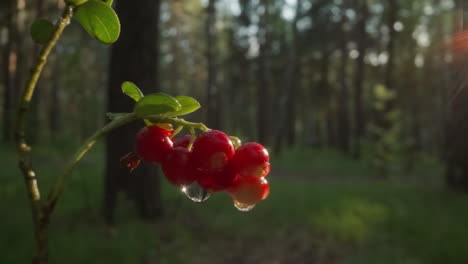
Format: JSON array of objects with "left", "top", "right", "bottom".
[
  {"left": 155, "top": 117, "right": 210, "bottom": 132},
  {"left": 13, "top": 5, "right": 73, "bottom": 264},
  {"left": 46, "top": 113, "right": 138, "bottom": 212}
]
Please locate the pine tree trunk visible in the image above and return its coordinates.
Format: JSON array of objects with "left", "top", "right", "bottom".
[
  {"left": 205, "top": 0, "right": 221, "bottom": 129},
  {"left": 352, "top": 0, "right": 369, "bottom": 158},
  {"left": 104, "top": 0, "right": 162, "bottom": 223},
  {"left": 256, "top": 0, "right": 271, "bottom": 145}
]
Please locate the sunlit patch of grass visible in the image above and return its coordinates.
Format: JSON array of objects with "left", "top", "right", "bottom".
[{"left": 310, "top": 197, "right": 389, "bottom": 245}]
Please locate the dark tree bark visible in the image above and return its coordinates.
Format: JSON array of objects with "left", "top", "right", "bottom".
[
  {"left": 104, "top": 0, "right": 162, "bottom": 223},
  {"left": 256, "top": 0, "right": 271, "bottom": 145},
  {"left": 445, "top": 0, "right": 468, "bottom": 192},
  {"left": 337, "top": 14, "right": 350, "bottom": 153},
  {"left": 205, "top": 0, "right": 222, "bottom": 129},
  {"left": 352, "top": 0, "right": 369, "bottom": 158},
  {"left": 273, "top": 0, "right": 302, "bottom": 154}
]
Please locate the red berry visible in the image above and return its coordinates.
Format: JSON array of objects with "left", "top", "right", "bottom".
[
  {"left": 173, "top": 134, "right": 194, "bottom": 149},
  {"left": 135, "top": 125, "right": 173, "bottom": 163},
  {"left": 227, "top": 177, "right": 270, "bottom": 205},
  {"left": 192, "top": 130, "right": 235, "bottom": 172},
  {"left": 162, "top": 147, "right": 196, "bottom": 186},
  {"left": 232, "top": 142, "right": 270, "bottom": 178},
  {"left": 197, "top": 163, "right": 238, "bottom": 192}
]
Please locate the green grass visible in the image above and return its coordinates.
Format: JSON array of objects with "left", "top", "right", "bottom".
[{"left": 1, "top": 143, "right": 467, "bottom": 263}]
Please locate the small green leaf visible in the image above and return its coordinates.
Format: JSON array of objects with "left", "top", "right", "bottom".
[
  {"left": 134, "top": 93, "right": 181, "bottom": 118},
  {"left": 107, "top": 112, "right": 130, "bottom": 120},
  {"left": 122, "top": 82, "right": 144, "bottom": 102},
  {"left": 74, "top": 0, "right": 120, "bottom": 44},
  {"left": 167, "top": 96, "right": 201, "bottom": 117},
  {"left": 30, "top": 19, "right": 54, "bottom": 44}
]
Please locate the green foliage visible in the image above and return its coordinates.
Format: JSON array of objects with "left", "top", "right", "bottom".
[
  {"left": 121, "top": 81, "right": 144, "bottom": 102},
  {"left": 30, "top": 19, "right": 54, "bottom": 44},
  {"left": 134, "top": 93, "right": 181, "bottom": 118},
  {"left": 167, "top": 96, "right": 201, "bottom": 117},
  {"left": 101, "top": 0, "right": 113, "bottom": 6},
  {"left": 74, "top": 0, "right": 120, "bottom": 44}
]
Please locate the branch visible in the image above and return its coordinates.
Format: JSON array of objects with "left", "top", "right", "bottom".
[
  {"left": 46, "top": 113, "right": 139, "bottom": 213},
  {"left": 14, "top": 5, "right": 73, "bottom": 246}
]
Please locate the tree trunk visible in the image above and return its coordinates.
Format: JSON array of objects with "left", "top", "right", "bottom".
[
  {"left": 352, "top": 0, "right": 369, "bottom": 158},
  {"left": 256, "top": 0, "right": 271, "bottom": 145},
  {"left": 445, "top": 0, "right": 468, "bottom": 192},
  {"left": 337, "top": 15, "right": 350, "bottom": 153},
  {"left": 205, "top": 0, "right": 221, "bottom": 129},
  {"left": 104, "top": 0, "right": 162, "bottom": 223}
]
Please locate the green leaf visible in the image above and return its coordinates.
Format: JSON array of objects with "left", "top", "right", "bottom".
[
  {"left": 121, "top": 82, "right": 144, "bottom": 102},
  {"left": 30, "top": 19, "right": 54, "bottom": 44},
  {"left": 167, "top": 96, "right": 201, "bottom": 117},
  {"left": 134, "top": 93, "right": 181, "bottom": 118},
  {"left": 74, "top": 0, "right": 120, "bottom": 44},
  {"left": 106, "top": 112, "right": 130, "bottom": 120}
]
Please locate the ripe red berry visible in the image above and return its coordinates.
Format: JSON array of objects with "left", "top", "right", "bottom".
[
  {"left": 135, "top": 125, "right": 173, "bottom": 163},
  {"left": 162, "top": 147, "right": 196, "bottom": 186},
  {"left": 197, "top": 163, "right": 238, "bottom": 192},
  {"left": 192, "top": 130, "right": 235, "bottom": 172},
  {"left": 227, "top": 177, "right": 270, "bottom": 206},
  {"left": 232, "top": 142, "right": 270, "bottom": 178},
  {"left": 173, "top": 134, "right": 194, "bottom": 149}
]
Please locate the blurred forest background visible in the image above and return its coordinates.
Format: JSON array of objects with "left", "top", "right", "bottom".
[{"left": 1, "top": 0, "right": 468, "bottom": 263}]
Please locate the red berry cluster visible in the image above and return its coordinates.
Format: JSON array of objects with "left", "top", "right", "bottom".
[{"left": 132, "top": 125, "right": 271, "bottom": 209}]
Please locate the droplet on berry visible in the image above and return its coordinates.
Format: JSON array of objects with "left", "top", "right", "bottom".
[
  {"left": 227, "top": 177, "right": 270, "bottom": 206},
  {"left": 233, "top": 201, "right": 256, "bottom": 212},
  {"left": 180, "top": 182, "right": 211, "bottom": 203}
]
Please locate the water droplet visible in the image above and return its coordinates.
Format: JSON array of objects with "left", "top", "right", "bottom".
[
  {"left": 180, "top": 182, "right": 211, "bottom": 203},
  {"left": 234, "top": 201, "right": 255, "bottom": 212}
]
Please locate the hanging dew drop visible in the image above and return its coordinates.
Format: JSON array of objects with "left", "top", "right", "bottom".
[
  {"left": 180, "top": 182, "right": 211, "bottom": 203},
  {"left": 234, "top": 201, "right": 255, "bottom": 212}
]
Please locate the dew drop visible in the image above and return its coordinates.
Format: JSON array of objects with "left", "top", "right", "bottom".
[
  {"left": 234, "top": 201, "right": 255, "bottom": 212},
  {"left": 180, "top": 182, "right": 211, "bottom": 203}
]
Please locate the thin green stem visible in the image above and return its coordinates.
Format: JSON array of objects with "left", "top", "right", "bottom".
[
  {"left": 13, "top": 5, "right": 74, "bottom": 264},
  {"left": 46, "top": 113, "right": 138, "bottom": 213},
  {"left": 156, "top": 117, "right": 210, "bottom": 132}
]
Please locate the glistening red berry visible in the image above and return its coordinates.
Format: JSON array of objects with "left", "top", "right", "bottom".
[
  {"left": 227, "top": 177, "right": 270, "bottom": 206},
  {"left": 197, "top": 163, "right": 238, "bottom": 192},
  {"left": 232, "top": 142, "right": 270, "bottom": 178},
  {"left": 135, "top": 125, "right": 173, "bottom": 163},
  {"left": 162, "top": 147, "right": 196, "bottom": 186},
  {"left": 192, "top": 130, "right": 235, "bottom": 172}
]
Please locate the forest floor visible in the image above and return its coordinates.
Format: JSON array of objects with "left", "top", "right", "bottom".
[{"left": 1, "top": 143, "right": 468, "bottom": 264}]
